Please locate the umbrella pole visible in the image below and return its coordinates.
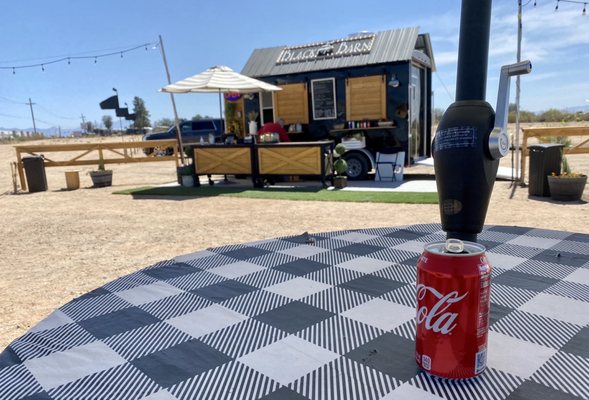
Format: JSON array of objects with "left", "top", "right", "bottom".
[
  {"left": 158, "top": 34, "right": 186, "bottom": 165},
  {"left": 218, "top": 89, "right": 224, "bottom": 133}
]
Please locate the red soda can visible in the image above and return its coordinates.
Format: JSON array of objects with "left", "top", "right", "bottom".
[{"left": 415, "top": 239, "right": 492, "bottom": 379}]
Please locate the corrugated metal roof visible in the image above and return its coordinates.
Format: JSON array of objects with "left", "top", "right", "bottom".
[{"left": 241, "top": 27, "right": 435, "bottom": 78}]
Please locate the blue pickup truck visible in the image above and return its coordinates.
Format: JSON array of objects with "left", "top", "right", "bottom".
[{"left": 143, "top": 119, "right": 224, "bottom": 155}]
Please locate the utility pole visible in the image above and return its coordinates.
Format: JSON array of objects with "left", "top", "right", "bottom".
[
  {"left": 80, "top": 114, "right": 86, "bottom": 133},
  {"left": 27, "top": 98, "right": 37, "bottom": 135}
]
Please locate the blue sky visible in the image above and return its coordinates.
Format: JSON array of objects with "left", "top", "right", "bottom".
[{"left": 1, "top": 0, "right": 588, "bottom": 130}]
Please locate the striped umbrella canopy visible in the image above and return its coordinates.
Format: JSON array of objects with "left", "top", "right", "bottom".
[
  {"left": 160, "top": 65, "right": 282, "bottom": 94},
  {"left": 160, "top": 66, "right": 282, "bottom": 138}
]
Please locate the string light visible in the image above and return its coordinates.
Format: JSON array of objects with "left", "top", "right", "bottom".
[
  {"left": 545, "top": 0, "right": 588, "bottom": 13},
  {"left": 0, "top": 41, "right": 157, "bottom": 73}
]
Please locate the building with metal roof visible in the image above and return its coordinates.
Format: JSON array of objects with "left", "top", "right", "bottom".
[{"left": 228, "top": 26, "right": 436, "bottom": 179}]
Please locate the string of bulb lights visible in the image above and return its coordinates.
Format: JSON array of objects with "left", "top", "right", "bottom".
[
  {"left": 531, "top": 0, "right": 588, "bottom": 14},
  {"left": 0, "top": 42, "right": 159, "bottom": 74},
  {"left": 553, "top": 0, "right": 587, "bottom": 14}
]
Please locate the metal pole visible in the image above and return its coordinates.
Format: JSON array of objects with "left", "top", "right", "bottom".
[
  {"left": 455, "top": 0, "right": 492, "bottom": 101},
  {"left": 515, "top": 0, "right": 523, "bottom": 184},
  {"left": 159, "top": 34, "right": 185, "bottom": 164},
  {"left": 218, "top": 89, "right": 223, "bottom": 130},
  {"left": 28, "top": 98, "right": 37, "bottom": 135}
]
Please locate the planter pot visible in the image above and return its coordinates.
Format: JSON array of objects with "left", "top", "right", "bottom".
[
  {"left": 176, "top": 165, "right": 193, "bottom": 184},
  {"left": 89, "top": 170, "right": 112, "bottom": 188},
  {"left": 181, "top": 174, "right": 194, "bottom": 187},
  {"left": 547, "top": 175, "right": 587, "bottom": 201},
  {"left": 333, "top": 176, "right": 347, "bottom": 189},
  {"left": 248, "top": 121, "right": 258, "bottom": 135}
]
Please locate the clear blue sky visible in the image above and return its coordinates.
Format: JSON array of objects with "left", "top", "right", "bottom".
[{"left": 1, "top": 0, "right": 588, "bottom": 131}]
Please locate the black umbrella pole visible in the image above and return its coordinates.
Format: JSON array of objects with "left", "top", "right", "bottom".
[
  {"left": 434, "top": 0, "right": 496, "bottom": 243},
  {"left": 455, "top": 0, "right": 492, "bottom": 101}
]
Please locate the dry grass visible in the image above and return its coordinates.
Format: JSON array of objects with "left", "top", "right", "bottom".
[{"left": 1, "top": 127, "right": 588, "bottom": 350}]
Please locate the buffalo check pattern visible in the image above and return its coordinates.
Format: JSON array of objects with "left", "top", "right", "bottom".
[{"left": 1, "top": 224, "right": 588, "bottom": 400}]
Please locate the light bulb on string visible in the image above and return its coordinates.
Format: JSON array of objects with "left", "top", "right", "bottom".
[
  {"left": 94, "top": 57, "right": 97, "bottom": 64},
  {"left": 555, "top": 0, "right": 559, "bottom": 10},
  {"left": 41, "top": 64, "right": 45, "bottom": 71},
  {"left": 533, "top": 0, "right": 537, "bottom": 6},
  {"left": 12, "top": 67, "right": 15, "bottom": 75},
  {"left": 67, "top": 57, "right": 71, "bottom": 65},
  {"left": 120, "top": 52, "right": 123, "bottom": 58},
  {"left": 583, "top": 3, "right": 586, "bottom": 14}
]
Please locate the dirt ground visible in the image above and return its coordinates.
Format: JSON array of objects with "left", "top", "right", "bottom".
[{"left": 1, "top": 127, "right": 588, "bottom": 350}]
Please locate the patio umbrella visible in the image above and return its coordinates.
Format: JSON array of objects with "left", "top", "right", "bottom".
[{"left": 160, "top": 65, "right": 282, "bottom": 124}]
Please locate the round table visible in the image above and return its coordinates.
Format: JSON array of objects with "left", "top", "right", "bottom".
[{"left": 1, "top": 224, "right": 588, "bottom": 400}]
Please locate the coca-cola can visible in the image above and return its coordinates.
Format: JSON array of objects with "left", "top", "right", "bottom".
[{"left": 415, "top": 239, "right": 492, "bottom": 379}]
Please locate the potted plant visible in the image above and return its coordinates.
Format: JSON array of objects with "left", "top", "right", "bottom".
[
  {"left": 333, "top": 143, "right": 348, "bottom": 189},
  {"left": 177, "top": 164, "right": 196, "bottom": 187},
  {"left": 547, "top": 152, "right": 587, "bottom": 201},
  {"left": 89, "top": 152, "right": 113, "bottom": 187}
]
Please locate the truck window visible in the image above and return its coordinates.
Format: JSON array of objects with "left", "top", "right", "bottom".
[{"left": 193, "top": 121, "right": 215, "bottom": 130}]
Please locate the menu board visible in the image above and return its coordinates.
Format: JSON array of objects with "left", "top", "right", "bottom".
[{"left": 311, "top": 78, "right": 336, "bottom": 120}]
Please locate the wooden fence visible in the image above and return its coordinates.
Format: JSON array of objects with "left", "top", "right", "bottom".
[
  {"left": 520, "top": 126, "right": 589, "bottom": 183},
  {"left": 15, "top": 139, "right": 179, "bottom": 191}
]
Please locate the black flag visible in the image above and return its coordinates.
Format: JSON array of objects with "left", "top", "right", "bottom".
[
  {"left": 125, "top": 113, "right": 136, "bottom": 121},
  {"left": 99, "top": 95, "right": 119, "bottom": 110},
  {"left": 115, "top": 107, "right": 129, "bottom": 117}
]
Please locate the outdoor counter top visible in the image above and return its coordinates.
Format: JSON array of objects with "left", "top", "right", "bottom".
[{"left": 1, "top": 224, "right": 587, "bottom": 400}]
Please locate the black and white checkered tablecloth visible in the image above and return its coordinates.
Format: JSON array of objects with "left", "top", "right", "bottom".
[{"left": 1, "top": 224, "right": 588, "bottom": 400}]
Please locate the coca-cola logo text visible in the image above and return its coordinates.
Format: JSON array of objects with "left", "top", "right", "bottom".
[{"left": 416, "top": 284, "right": 468, "bottom": 334}]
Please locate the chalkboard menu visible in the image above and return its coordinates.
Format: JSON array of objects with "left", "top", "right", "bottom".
[{"left": 311, "top": 78, "right": 336, "bottom": 120}]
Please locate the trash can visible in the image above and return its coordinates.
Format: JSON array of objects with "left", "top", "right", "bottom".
[
  {"left": 528, "top": 143, "right": 564, "bottom": 196},
  {"left": 64, "top": 171, "right": 80, "bottom": 190},
  {"left": 22, "top": 156, "right": 48, "bottom": 193}
]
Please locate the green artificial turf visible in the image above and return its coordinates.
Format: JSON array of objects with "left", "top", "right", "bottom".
[{"left": 114, "top": 185, "right": 438, "bottom": 204}]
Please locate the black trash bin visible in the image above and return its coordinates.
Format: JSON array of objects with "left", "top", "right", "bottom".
[
  {"left": 528, "top": 143, "right": 564, "bottom": 196},
  {"left": 22, "top": 156, "right": 48, "bottom": 193}
]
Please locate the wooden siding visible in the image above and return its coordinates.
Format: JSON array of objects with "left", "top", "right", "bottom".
[
  {"left": 274, "top": 83, "right": 309, "bottom": 124},
  {"left": 345, "top": 75, "right": 386, "bottom": 120},
  {"left": 194, "top": 147, "right": 252, "bottom": 174},
  {"left": 258, "top": 146, "right": 322, "bottom": 175}
]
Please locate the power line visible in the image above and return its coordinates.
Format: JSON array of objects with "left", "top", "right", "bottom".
[
  {"left": 0, "top": 41, "right": 159, "bottom": 73},
  {"left": 0, "top": 95, "right": 27, "bottom": 105},
  {"left": 34, "top": 104, "right": 78, "bottom": 120},
  {"left": 435, "top": 71, "right": 454, "bottom": 103}
]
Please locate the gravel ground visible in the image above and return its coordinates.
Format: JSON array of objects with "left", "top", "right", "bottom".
[{"left": 1, "top": 129, "right": 587, "bottom": 349}]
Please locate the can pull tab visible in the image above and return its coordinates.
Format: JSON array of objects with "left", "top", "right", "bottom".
[{"left": 445, "top": 239, "right": 464, "bottom": 253}]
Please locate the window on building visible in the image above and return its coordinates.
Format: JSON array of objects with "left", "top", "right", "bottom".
[
  {"left": 345, "top": 75, "right": 386, "bottom": 120},
  {"left": 260, "top": 92, "right": 274, "bottom": 125},
  {"left": 273, "top": 83, "right": 309, "bottom": 124}
]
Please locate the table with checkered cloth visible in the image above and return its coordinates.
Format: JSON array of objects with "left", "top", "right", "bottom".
[{"left": 1, "top": 224, "right": 588, "bottom": 400}]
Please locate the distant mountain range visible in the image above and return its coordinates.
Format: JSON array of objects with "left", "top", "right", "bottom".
[
  {"left": 0, "top": 126, "right": 77, "bottom": 136},
  {"left": 562, "top": 105, "right": 589, "bottom": 114}
]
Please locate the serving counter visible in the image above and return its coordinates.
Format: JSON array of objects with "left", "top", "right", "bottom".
[{"left": 192, "top": 141, "right": 334, "bottom": 188}]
